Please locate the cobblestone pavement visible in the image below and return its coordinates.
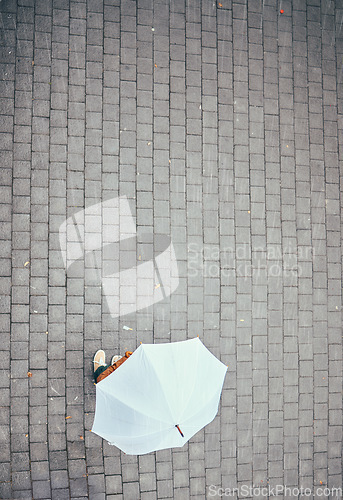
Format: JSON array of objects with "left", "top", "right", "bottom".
[{"left": 0, "top": 0, "right": 342, "bottom": 498}]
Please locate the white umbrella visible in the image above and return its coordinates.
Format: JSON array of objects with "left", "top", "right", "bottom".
[{"left": 91, "top": 337, "right": 227, "bottom": 455}]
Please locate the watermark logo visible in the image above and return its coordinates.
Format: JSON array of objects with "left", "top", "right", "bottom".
[
  {"left": 188, "top": 243, "right": 313, "bottom": 279},
  {"left": 59, "top": 196, "right": 179, "bottom": 318},
  {"left": 208, "top": 484, "right": 342, "bottom": 497}
]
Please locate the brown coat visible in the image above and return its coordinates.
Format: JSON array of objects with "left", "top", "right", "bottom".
[{"left": 96, "top": 351, "right": 133, "bottom": 383}]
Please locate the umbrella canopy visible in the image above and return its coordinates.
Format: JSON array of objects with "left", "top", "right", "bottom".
[{"left": 91, "top": 337, "right": 227, "bottom": 455}]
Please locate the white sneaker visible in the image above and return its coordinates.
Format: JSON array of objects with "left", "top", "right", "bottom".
[
  {"left": 111, "top": 355, "right": 121, "bottom": 365},
  {"left": 93, "top": 350, "right": 106, "bottom": 372}
]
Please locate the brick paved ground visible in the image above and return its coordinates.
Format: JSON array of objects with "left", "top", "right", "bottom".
[{"left": 0, "top": 0, "right": 342, "bottom": 498}]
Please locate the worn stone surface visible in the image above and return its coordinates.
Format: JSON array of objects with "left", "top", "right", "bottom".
[{"left": 0, "top": 0, "right": 342, "bottom": 498}]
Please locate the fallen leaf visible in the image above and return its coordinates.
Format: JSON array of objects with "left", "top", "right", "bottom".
[
  {"left": 27, "top": 372, "right": 32, "bottom": 377},
  {"left": 80, "top": 436, "right": 84, "bottom": 440},
  {"left": 155, "top": 283, "right": 161, "bottom": 289},
  {"left": 66, "top": 416, "right": 72, "bottom": 420},
  {"left": 218, "top": 2, "right": 222, "bottom": 6},
  {"left": 32, "top": 60, "right": 34, "bottom": 65},
  {"left": 24, "top": 261, "right": 29, "bottom": 267},
  {"left": 154, "top": 64, "right": 157, "bottom": 68}
]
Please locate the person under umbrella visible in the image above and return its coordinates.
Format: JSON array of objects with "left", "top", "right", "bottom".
[
  {"left": 93, "top": 349, "right": 133, "bottom": 384},
  {"left": 91, "top": 338, "right": 228, "bottom": 455}
]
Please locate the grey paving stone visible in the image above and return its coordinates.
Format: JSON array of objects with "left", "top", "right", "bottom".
[{"left": 2, "top": 0, "right": 343, "bottom": 498}]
